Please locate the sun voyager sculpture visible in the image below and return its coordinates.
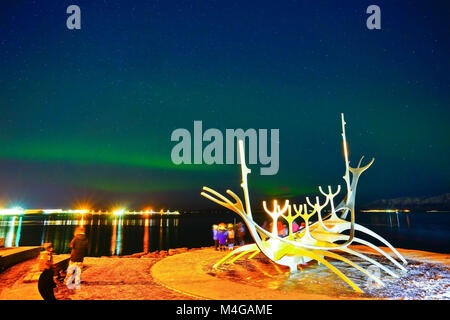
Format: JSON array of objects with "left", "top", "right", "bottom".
[{"left": 201, "top": 114, "right": 408, "bottom": 293}]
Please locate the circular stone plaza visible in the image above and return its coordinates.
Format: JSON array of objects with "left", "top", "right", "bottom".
[{"left": 0, "top": 245, "right": 448, "bottom": 300}]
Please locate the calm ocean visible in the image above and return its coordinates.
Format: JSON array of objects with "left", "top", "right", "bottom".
[{"left": 0, "top": 211, "right": 449, "bottom": 256}]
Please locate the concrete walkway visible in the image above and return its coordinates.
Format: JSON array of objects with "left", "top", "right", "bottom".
[
  {"left": 0, "top": 247, "right": 40, "bottom": 272},
  {"left": 0, "top": 256, "right": 196, "bottom": 300}
]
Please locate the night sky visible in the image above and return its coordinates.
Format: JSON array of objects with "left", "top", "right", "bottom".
[{"left": 0, "top": 1, "right": 448, "bottom": 210}]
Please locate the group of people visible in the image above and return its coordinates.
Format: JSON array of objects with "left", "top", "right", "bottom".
[
  {"left": 37, "top": 226, "right": 89, "bottom": 300},
  {"left": 212, "top": 222, "right": 246, "bottom": 251}
]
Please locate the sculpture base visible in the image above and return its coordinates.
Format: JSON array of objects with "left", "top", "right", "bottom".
[{"left": 151, "top": 246, "right": 450, "bottom": 300}]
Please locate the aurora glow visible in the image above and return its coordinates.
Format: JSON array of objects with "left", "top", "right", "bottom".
[{"left": 0, "top": 1, "right": 448, "bottom": 209}]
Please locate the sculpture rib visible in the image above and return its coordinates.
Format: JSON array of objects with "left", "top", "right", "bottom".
[
  {"left": 339, "top": 247, "right": 399, "bottom": 278},
  {"left": 352, "top": 237, "right": 407, "bottom": 271},
  {"left": 229, "top": 250, "right": 255, "bottom": 264},
  {"left": 309, "top": 219, "right": 408, "bottom": 268},
  {"left": 247, "top": 251, "right": 260, "bottom": 260},
  {"left": 307, "top": 223, "right": 406, "bottom": 272},
  {"left": 213, "top": 244, "right": 257, "bottom": 268},
  {"left": 348, "top": 224, "right": 408, "bottom": 265},
  {"left": 301, "top": 228, "right": 400, "bottom": 277},
  {"left": 288, "top": 247, "right": 364, "bottom": 293}
]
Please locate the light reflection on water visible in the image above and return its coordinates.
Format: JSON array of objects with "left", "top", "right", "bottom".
[
  {"left": 0, "top": 211, "right": 448, "bottom": 256},
  {"left": 5, "top": 216, "right": 16, "bottom": 247},
  {"left": 0, "top": 214, "right": 180, "bottom": 256}
]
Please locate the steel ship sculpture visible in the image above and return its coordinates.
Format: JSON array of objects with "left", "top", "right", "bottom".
[{"left": 201, "top": 114, "right": 407, "bottom": 293}]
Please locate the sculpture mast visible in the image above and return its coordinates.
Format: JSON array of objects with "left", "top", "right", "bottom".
[
  {"left": 238, "top": 140, "right": 253, "bottom": 219},
  {"left": 341, "top": 113, "right": 351, "bottom": 198}
]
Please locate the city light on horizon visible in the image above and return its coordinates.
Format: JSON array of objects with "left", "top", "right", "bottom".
[{"left": 0, "top": 207, "right": 179, "bottom": 216}]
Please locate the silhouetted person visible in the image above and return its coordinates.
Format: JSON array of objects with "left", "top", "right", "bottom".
[
  {"left": 237, "top": 222, "right": 246, "bottom": 246},
  {"left": 37, "top": 243, "right": 56, "bottom": 300},
  {"left": 212, "top": 224, "right": 219, "bottom": 250},
  {"left": 227, "top": 224, "right": 235, "bottom": 250}
]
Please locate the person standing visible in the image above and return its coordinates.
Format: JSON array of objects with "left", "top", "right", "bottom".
[
  {"left": 65, "top": 226, "right": 88, "bottom": 290},
  {"left": 227, "top": 224, "right": 235, "bottom": 250},
  {"left": 38, "top": 243, "right": 54, "bottom": 271},
  {"left": 237, "top": 222, "right": 246, "bottom": 246},
  {"left": 217, "top": 224, "right": 228, "bottom": 251},
  {"left": 212, "top": 224, "right": 219, "bottom": 250},
  {"left": 37, "top": 243, "right": 56, "bottom": 300}
]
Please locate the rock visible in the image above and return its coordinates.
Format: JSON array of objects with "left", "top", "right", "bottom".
[
  {"left": 168, "top": 248, "right": 188, "bottom": 255},
  {"left": 159, "top": 250, "right": 168, "bottom": 257},
  {"left": 139, "top": 248, "right": 198, "bottom": 258},
  {"left": 143, "top": 252, "right": 158, "bottom": 258}
]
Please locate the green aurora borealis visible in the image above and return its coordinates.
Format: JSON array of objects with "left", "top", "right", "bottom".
[{"left": 0, "top": 1, "right": 448, "bottom": 209}]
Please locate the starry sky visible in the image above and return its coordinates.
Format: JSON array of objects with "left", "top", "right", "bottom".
[{"left": 0, "top": 1, "right": 448, "bottom": 210}]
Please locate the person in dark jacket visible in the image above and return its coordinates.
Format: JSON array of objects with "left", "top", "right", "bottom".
[
  {"left": 65, "top": 227, "right": 88, "bottom": 289},
  {"left": 212, "top": 225, "right": 219, "bottom": 250},
  {"left": 38, "top": 268, "right": 57, "bottom": 300},
  {"left": 236, "top": 222, "right": 246, "bottom": 246},
  {"left": 69, "top": 227, "right": 89, "bottom": 263}
]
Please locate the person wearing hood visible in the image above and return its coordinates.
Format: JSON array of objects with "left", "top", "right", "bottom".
[{"left": 65, "top": 226, "right": 88, "bottom": 290}]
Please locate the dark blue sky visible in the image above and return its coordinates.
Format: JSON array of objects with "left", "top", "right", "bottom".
[{"left": 0, "top": 1, "right": 448, "bottom": 210}]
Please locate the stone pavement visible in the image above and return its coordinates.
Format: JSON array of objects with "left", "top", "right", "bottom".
[{"left": 151, "top": 246, "right": 450, "bottom": 300}]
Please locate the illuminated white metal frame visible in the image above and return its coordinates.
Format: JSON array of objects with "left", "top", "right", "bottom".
[{"left": 201, "top": 114, "right": 407, "bottom": 293}]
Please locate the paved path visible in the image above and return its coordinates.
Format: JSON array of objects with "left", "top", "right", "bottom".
[{"left": 0, "top": 256, "right": 196, "bottom": 300}]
